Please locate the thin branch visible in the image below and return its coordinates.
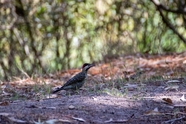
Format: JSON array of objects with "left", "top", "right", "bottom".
[
  {"left": 17, "top": 0, "right": 45, "bottom": 72},
  {"left": 151, "top": 0, "right": 186, "bottom": 44},
  {"left": 151, "top": 0, "right": 186, "bottom": 14},
  {"left": 159, "top": 9, "right": 186, "bottom": 44},
  {"left": 162, "top": 116, "right": 185, "bottom": 124}
]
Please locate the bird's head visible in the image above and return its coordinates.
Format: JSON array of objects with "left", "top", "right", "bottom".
[{"left": 82, "top": 63, "right": 95, "bottom": 72}]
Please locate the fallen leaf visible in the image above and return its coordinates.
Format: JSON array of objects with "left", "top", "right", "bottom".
[
  {"left": 123, "top": 84, "right": 138, "bottom": 91},
  {"left": 46, "top": 94, "right": 58, "bottom": 99},
  {"left": 0, "top": 101, "right": 9, "bottom": 106},
  {"left": 165, "top": 85, "right": 179, "bottom": 91},
  {"left": 184, "top": 107, "right": 186, "bottom": 113},
  {"left": 183, "top": 60, "right": 186, "bottom": 64},
  {"left": 124, "top": 84, "right": 138, "bottom": 88},
  {"left": 72, "top": 116, "right": 86, "bottom": 122},
  {"left": 44, "top": 107, "right": 56, "bottom": 109},
  {"left": 162, "top": 98, "right": 173, "bottom": 105},
  {"left": 144, "top": 107, "right": 161, "bottom": 115},
  {"left": 174, "top": 104, "right": 186, "bottom": 107},
  {"left": 8, "top": 117, "right": 27, "bottom": 123},
  {"left": 45, "top": 119, "right": 58, "bottom": 124},
  {"left": 180, "top": 94, "right": 186, "bottom": 102},
  {"left": 69, "top": 105, "right": 75, "bottom": 110},
  {"left": 1, "top": 91, "right": 11, "bottom": 96},
  {"left": 166, "top": 80, "right": 182, "bottom": 83},
  {"left": 58, "top": 119, "right": 72, "bottom": 123},
  {"left": 163, "top": 116, "right": 185, "bottom": 124},
  {"left": 92, "top": 97, "right": 98, "bottom": 101},
  {"left": 105, "top": 118, "right": 128, "bottom": 123},
  {"left": 0, "top": 113, "right": 11, "bottom": 116}
]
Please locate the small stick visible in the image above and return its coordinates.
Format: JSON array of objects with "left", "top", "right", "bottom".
[{"left": 162, "top": 116, "right": 185, "bottom": 124}]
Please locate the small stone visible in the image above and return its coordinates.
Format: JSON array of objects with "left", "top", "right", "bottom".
[
  {"left": 68, "top": 105, "right": 75, "bottom": 110},
  {"left": 92, "top": 97, "right": 98, "bottom": 101}
]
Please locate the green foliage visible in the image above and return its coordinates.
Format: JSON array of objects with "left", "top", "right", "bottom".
[{"left": 0, "top": 0, "right": 186, "bottom": 80}]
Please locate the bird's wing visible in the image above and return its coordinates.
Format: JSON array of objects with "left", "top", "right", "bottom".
[{"left": 62, "top": 72, "right": 86, "bottom": 87}]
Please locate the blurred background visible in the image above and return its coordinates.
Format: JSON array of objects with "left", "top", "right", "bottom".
[{"left": 0, "top": 0, "right": 186, "bottom": 80}]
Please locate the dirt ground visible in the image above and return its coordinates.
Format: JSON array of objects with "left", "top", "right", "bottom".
[
  {"left": 1, "top": 79, "right": 186, "bottom": 124},
  {"left": 0, "top": 53, "right": 186, "bottom": 124}
]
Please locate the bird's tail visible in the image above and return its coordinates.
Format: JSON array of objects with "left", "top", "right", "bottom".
[{"left": 51, "top": 86, "right": 63, "bottom": 94}]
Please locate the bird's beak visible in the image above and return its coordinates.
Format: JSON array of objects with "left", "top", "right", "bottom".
[
  {"left": 87, "top": 63, "right": 95, "bottom": 70},
  {"left": 90, "top": 63, "right": 95, "bottom": 67}
]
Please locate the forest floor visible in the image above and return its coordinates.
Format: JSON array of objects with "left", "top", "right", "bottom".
[{"left": 0, "top": 52, "right": 186, "bottom": 124}]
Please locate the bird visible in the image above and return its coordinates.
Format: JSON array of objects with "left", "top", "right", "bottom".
[{"left": 52, "top": 63, "right": 95, "bottom": 93}]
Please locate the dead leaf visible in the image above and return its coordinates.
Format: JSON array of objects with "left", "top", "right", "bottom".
[
  {"left": 1, "top": 91, "right": 11, "bottom": 96},
  {"left": 8, "top": 117, "right": 27, "bottom": 123},
  {"left": 0, "top": 101, "right": 9, "bottom": 106},
  {"left": 104, "top": 118, "right": 112, "bottom": 123},
  {"left": 58, "top": 119, "right": 72, "bottom": 123},
  {"left": 105, "top": 118, "right": 128, "bottom": 123},
  {"left": 165, "top": 85, "right": 179, "bottom": 91},
  {"left": 183, "top": 107, "right": 186, "bottom": 113},
  {"left": 144, "top": 107, "right": 161, "bottom": 115},
  {"left": 162, "top": 98, "right": 173, "bottom": 105},
  {"left": 174, "top": 104, "right": 186, "bottom": 107},
  {"left": 166, "top": 80, "right": 182, "bottom": 83},
  {"left": 72, "top": 116, "right": 86, "bottom": 122},
  {"left": 69, "top": 105, "right": 75, "bottom": 110},
  {"left": 39, "top": 106, "right": 56, "bottom": 110},
  {"left": 163, "top": 116, "right": 185, "bottom": 124},
  {"left": 44, "top": 107, "right": 56, "bottom": 109},
  {"left": 183, "top": 60, "right": 186, "bottom": 64},
  {"left": 45, "top": 119, "right": 58, "bottom": 124},
  {"left": 0, "top": 113, "right": 11, "bottom": 116},
  {"left": 46, "top": 94, "right": 58, "bottom": 99},
  {"left": 180, "top": 94, "right": 186, "bottom": 102},
  {"left": 92, "top": 97, "right": 98, "bottom": 101},
  {"left": 123, "top": 84, "right": 138, "bottom": 91},
  {"left": 124, "top": 84, "right": 138, "bottom": 88}
]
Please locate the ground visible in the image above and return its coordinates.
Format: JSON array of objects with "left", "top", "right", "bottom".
[{"left": 0, "top": 53, "right": 186, "bottom": 124}]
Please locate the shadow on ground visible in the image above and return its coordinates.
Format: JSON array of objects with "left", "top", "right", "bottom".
[{"left": 0, "top": 78, "right": 186, "bottom": 124}]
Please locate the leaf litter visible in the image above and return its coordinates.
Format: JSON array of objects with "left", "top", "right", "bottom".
[{"left": 0, "top": 53, "right": 186, "bottom": 123}]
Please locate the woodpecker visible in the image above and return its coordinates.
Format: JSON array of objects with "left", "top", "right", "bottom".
[{"left": 52, "top": 63, "right": 95, "bottom": 93}]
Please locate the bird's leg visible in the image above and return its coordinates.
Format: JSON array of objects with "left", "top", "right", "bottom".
[
  {"left": 72, "top": 86, "right": 81, "bottom": 94},
  {"left": 67, "top": 91, "right": 73, "bottom": 96}
]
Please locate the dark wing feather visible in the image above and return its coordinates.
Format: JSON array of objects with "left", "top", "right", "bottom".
[
  {"left": 62, "top": 72, "right": 86, "bottom": 88},
  {"left": 52, "top": 87, "right": 63, "bottom": 93},
  {"left": 51, "top": 72, "right": 86, "bottom": 93}
]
